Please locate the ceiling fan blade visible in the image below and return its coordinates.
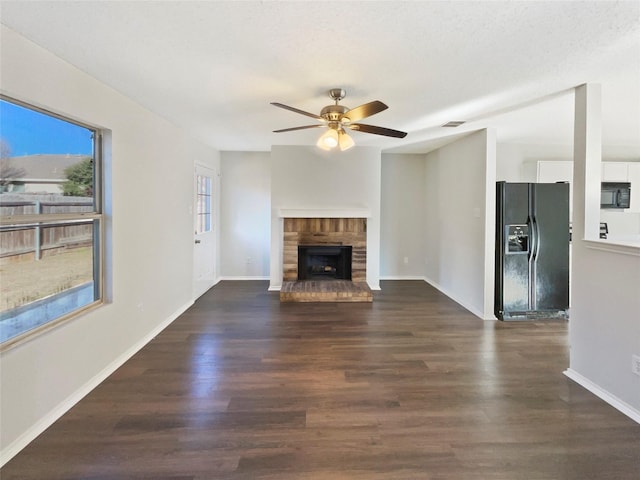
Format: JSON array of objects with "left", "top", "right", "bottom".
[
  {"left": 273, "top": 124, "right": 325, "bottom": 133},
  {"left": 271, "top": 102, "right": 324, "bottom": 120},
  {"left": 341, "top": 101, "right": 388, "bottom": 123},
  {"left": 347, "top": 123, "right": 408, "bottom": 138}
]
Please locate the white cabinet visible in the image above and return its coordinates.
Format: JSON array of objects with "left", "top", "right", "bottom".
[
  {"left": 602, "top": 162, "right": 629, "bottom": 182},
  {"left": 537, "top": 161, "right": 637, "bottom": 184},
  {"left": 537, "top": 161, "right": 573, "bottom": 183}
]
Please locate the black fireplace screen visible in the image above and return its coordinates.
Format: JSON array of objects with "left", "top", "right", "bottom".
[{"left": 298, "top": 245, "right": 352, "bottom": 281}]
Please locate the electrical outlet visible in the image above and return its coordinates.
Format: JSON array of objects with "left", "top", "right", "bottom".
[
  {"left": 403, "top": 257, "right": 409, "bottom": 264},
  {"left": 632, "top": 354, "right": 640, "bottom": 377}
]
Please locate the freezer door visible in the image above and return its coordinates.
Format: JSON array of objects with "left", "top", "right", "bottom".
[
  {"left": 502, "top": 251, "right": 530, "bottom": 311},
  {"left": 495, "top": 182, "right": 531, "bottom": 315},
  {"left": 531, "top": 183, "right": 570, "bottom": 311}
]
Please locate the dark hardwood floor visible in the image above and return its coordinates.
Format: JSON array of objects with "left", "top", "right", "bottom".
[{"left": 3, "top": 281, "right": 639, "bottom": 479}]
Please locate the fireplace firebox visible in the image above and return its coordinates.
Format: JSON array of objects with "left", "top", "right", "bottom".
[{"left": 298, "top": 245, "right": 352, "bottom": 281}]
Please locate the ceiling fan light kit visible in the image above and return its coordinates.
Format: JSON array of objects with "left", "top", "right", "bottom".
[
  {"left": 338, "top": 129, "right": 355, "bottom": 150},
  {"left": 317, "top": 128, "right": 339, "bottom": 150},
  {"left": 272, "top": 89, "right": 407, "bottom": 151},
  {"left": 317, "top": 124, "right": 355, "bottom": 152}
]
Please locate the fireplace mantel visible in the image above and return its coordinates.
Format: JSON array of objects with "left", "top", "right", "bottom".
[{"left": 278, "top": 208, "right": 371, "bottom": 218}]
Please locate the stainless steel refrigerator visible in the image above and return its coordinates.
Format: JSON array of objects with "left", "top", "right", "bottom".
[{"left": 494, "top": 182, "right": 570, "bottom": 320}]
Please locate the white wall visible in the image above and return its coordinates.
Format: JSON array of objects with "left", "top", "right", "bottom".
[
  {"left": 380, "top": 154, "right": 426, "bottom": 278},
  {"left": 424, "top": 129, "right": 497, "bottom": 319},
  {"left": 569, "top": 244, "right": 640, "bottom": 415},
  {"left": 567, "top": 84, "right": 640, "bottom": 420},
  {"left": 0, "top": 26, "right": 220, "bottom": 463},
  {"left": 269, "top": 145, "right": 382, "bottom": 290},
  {"left": 220, "top": 151, "right": 271, "bottom": 278}
]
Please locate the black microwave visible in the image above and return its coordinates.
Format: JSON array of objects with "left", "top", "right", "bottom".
[{"left": 601, "top": 182, "right": 631, "bottom": 209}]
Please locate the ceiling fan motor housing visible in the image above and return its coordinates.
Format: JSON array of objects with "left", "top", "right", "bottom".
[{"left": 320, "top": 104, "right": 348, "bottom": 122}]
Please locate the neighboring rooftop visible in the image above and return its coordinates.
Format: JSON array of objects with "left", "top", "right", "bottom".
[{"left": 0, "top": 154, "right": 88, "bottom": 181}]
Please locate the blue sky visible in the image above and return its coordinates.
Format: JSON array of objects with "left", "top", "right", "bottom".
[{"left": 0, "top": 99, "right": 93, "bottom": 156}]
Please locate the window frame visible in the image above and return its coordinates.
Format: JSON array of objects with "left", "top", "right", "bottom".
[{"left": 0, "top": 95, "right": 105, "bottom": 350}]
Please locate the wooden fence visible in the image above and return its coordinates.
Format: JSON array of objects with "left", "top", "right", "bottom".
[{"left": 0, "top": 199, "right": 94, "bottom": 261}]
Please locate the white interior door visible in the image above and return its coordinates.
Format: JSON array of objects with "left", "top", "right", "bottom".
[{"left": 193, "top": 164, "right": 216, "bottom": 299}]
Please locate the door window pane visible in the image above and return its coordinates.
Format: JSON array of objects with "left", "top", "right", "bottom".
[{"left": 195, "top": 174, "right": 212, "bottom": 234}]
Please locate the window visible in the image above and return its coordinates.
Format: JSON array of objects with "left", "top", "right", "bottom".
[
  {"left": 0, "top": 96, "right": 103, "bottom": 347},
  {"left": 195, "top": 174, "right": 212, "bottom": 234}
]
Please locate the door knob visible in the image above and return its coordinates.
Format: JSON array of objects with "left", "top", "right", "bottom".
[{"left": 195, "top": 239, "right": 201, "bottom": 244}]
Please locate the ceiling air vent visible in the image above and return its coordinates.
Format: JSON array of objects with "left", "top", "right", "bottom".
[{"left": 441, "top": 121, "right": 465, "bottom": 127}]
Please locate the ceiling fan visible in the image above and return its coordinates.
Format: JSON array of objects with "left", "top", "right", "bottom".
[{"left": 271, "top": 88, "right": 407, "bottom": 151}]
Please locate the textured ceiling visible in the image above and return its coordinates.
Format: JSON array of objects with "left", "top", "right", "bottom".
[{"left": 1, "top": 1, "right": 639, "bottom": 155}]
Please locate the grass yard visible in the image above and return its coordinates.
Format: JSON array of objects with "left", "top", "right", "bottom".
[{"left": 0, "top": 247, "right": 93, "bottom": 311}]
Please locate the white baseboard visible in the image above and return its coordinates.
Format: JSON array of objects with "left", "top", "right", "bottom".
[
  {"left": 0, "top": 300, "right": 194, "bottom": 467},
  {"left": 192, "top": 278, "right": 220, "bottom": 300},
  {"left": 379, "top": 276, "right": 427, "bottom": 281},
  {"left": 564, "top": 368, "right": 640, "bottom": 424},
  {"left": 423, "top": 276, "right": 489, "bottom": 320},
  {"left": 218, "top": 276, "right": 270, "bottom": 281}
]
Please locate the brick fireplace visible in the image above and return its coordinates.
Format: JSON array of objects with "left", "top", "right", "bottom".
[
  {"left": 283, "top": 217, "right": 366, "bottom": 281},
  {"left": 280, "top": 217, "right": 372, "bottom": 302}
]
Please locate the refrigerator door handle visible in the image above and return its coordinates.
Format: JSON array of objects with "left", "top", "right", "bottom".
[
  {"left": 531, "top": 217, "right": 540, "bottom": 261},
  {"left": 529, "top": 216, "right": 539, "bottom": 310},
  {"left": 528, "top": 218, "right": 538, "bottom": 262}
]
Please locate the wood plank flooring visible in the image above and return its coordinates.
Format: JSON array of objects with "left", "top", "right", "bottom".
[{"left": 2, "top": 280, "right": 639, "bottom": 479}]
